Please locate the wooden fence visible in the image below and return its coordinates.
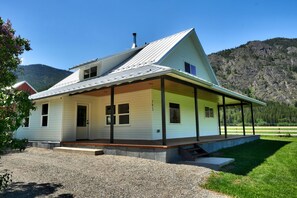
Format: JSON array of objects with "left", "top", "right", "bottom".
[{"left": 221, "top": 126, "right": 297, "bottom": 136}]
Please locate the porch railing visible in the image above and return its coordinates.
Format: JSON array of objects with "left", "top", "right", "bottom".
[{"left": 220, "top": 126, "right": 297, "bottom": 136}]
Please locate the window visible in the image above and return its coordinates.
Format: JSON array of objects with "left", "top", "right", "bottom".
[
  {"left": 77, "top": 105, "right": 87, "bottom": 127},
  {"left": 105, "top": 103, "right": 130, "bottom": 125},
  {"left": 184, "top": 62, "right": 196, "bottom": 75},
  {"left": 118, "top": 103, "right": 129, "bottom": 124},
  {"left": 83, "top": 66, "right": 97, "bottom": 79},
  {"left": 41, "top": 104, "right": 48, "bottom": 126},
  {"left": 205, "top": 107, "right": 214, "bottom": 118},
  {"left": 106, "top": 105, "right": 116, "bottom": 125},
  {"left": 24, "top": 117, "right": 29, "bottom": 127},
  {"left": 170, "top": 103, "right": 180, "bottom": 123}
]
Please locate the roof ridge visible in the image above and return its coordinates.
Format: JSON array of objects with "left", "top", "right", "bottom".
[
  {"left": 149, "top": 28, "right": 194, "bottom": 44},
  {"left": 110, "top": 28, "right": 194, "bottom": 73}
]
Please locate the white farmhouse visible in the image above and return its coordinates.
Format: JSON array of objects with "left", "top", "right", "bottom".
[{"left": 16, "top": 28, "right": 265, "bottom": 162}]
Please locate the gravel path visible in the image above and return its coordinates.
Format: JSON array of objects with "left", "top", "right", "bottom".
[{"left": 0, "top": 148, "right": 227, "bottom": 198}]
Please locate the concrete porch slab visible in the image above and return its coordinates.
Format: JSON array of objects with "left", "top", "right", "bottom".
[
  {"left": 183, "top": 157, "right": 234, "bottom": 170},
  {"left": 53, "top": 147, "right": 104, "bottom": 155}
]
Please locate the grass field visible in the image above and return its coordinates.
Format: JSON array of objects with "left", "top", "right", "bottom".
[{"left": 204, "top": 136, "right": 297, "bottom": 198}]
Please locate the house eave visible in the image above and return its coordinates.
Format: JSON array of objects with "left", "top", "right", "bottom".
[
  {"left": 168, "top": 70, "right": 266, "bottom": 106},
  {"left": 30, "top": 68, "right": 173, "bottom": 101}
]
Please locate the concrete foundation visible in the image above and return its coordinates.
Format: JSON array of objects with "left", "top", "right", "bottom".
[
  {"left": 199, "top": 135, "right": 260, "bottom": 153},
  {"left": 29, "top": 136, "right": 260, "bottom": 163},
  {"left": 28, "top": 141, "right": 60, "bottom": 149},
  {"left": 103, "top": 147, "right": 180, "bottom": 163}
]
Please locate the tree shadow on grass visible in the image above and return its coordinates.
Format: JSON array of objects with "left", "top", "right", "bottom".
[
  {"left": 211, "top": 139, "right": 290, "bottom": 176},
  {"left": 0, "top": 182, "right": 74, "bottom": 198}
]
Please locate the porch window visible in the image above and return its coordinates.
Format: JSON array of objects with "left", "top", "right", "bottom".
[
  {"left": 169, "top": 103, "right": 180, "bottom": 123},
  {"left": 83, "top": 66, "right": 97, "bottom": 79},
  {"left": 41, "top": 103, "right": 48, "bottom": 126},
  {"left": 24, "top": 117, "right": 29, "bottom": 127},
  {"left": 205, "top": 107, "right": 214, "bottom": 118},
  {"left": 118, "top": 103, "right": 129, "bottom": 124},
  {"left": 185, "top": 62, "right": 196, "bottom": 75},
  {"left": 106, "top": 105, "right": 116, "bottom": 125}
]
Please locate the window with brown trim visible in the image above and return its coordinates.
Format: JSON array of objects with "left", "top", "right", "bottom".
[
  {"left": 105, "top": 105, "right": 116, "bottom": 125},
  {"left": 105, "top": 103, "right": 130, "bottom": 125},
  {"left": 205, "top": 107, "right": 214, "bottom": 118},
  {"left": 118, "top": 103, "right": 129, "bottom": 124},
  {"left": 170, "top": 103, "right": 181, "bottom": 123}
]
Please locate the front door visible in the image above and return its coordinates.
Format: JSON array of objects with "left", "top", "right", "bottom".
[{"left": 76, "top": 104, "right": 89, "bottom": 139}]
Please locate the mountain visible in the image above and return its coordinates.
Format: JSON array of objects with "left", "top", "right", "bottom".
[
  {"left": 208, "top": 38, "right": 297, "bottom": 105},
  {"left": 16, "top": 64, "right": 72, "bottom": 91}
]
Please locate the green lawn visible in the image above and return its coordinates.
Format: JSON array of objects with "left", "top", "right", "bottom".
[{"left": 204, "top": 137, "right": 297, "bottom": 198}]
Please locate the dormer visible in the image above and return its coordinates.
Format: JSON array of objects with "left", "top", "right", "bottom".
[
  {"left": 69, "top": 46, "right": 143, "bottom": 82},
  {"left": 78, "top": 62, "right": 101, "bottom": 81}
]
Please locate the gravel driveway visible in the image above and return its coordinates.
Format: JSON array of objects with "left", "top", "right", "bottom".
[{"left": 0, "top": 147, "right": 227, "bottom": 198}]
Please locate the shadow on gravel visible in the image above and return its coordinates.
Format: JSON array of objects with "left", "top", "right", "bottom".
[{"left": 0, "top": 182, "right": 74, "bottom": 198}]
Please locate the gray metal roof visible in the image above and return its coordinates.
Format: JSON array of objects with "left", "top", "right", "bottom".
[
  {"left": 69, "top": 46, "right": 144, "bottom": 70},
  {"left": 30, "top": 63, "right": 265, "bottom": 105},
  {"left": 29, "top": 28, "right": 265, "bottom": 106},
  {"left": 110, "top": 28, "right": 193, "bottom": 73},
  {"left": 30, "top": 64, "right": 171, "bottom": 100}
]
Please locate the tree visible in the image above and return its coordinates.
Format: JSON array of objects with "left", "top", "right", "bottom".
[{"left": 0, "top": 17, "right": 35, "bottom": 190}]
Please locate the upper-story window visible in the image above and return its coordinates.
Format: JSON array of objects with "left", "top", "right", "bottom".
[
  {"left": 84, "top": 66, "right": 97, "bottom": 79},
  {"left": 184, "top": 62, "right": 196, "bottom": 75}
]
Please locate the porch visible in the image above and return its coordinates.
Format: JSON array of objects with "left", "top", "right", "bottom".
[
  {"left": 68, "top": 75, "right": 258, "bottom": 144},
  {"left": 61, "top": 135, "right": 260, "bottom": 162},
  {"left": 61, "top": 135, "right": 254, "bottom": 149}
]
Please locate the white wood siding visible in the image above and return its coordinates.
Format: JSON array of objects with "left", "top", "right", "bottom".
[
  {"left": 97, "top": 89, "right": 153, "bottom": 140},
  {"left": 15, "top": 98, "right": 63, "bottom": 141},
  {"left": 198, "top": 99, "right": 220, "bottom": 136},
  {"left": 152, "top": 90, "right": 196, "bottom": 139},
  {"left": 151, "top": 89, "right": 219, "bottom": 139},
  {"left": 160, "top": 36, "right": 214, "bottom": 83},
  {"left": 62, "top": 95, "right": 100, "bottom": 141}
]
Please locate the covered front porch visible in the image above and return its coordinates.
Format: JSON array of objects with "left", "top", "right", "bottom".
[
  {"left": 60, "top": 135, "right": 260, "bottom": 162},
  {"left": 61, "top": 135, "right": 253, "bottom": 148},
  {"left": 67, "top": 74, "right": 259, "bottom": 145}
]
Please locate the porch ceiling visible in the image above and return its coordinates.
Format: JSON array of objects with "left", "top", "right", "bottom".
[{"left": 78, "top": 78, "right": 241, "bottom": 105}]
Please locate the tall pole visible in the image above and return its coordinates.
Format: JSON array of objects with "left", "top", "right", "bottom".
[
  {"left": 161, "top": 77, "right": 167, "bottom": 145},
  {"left": 251, "top": 103, "right": 255, "bottom": 135},
  {"left": 194, "top": 88, "right": 199, "bottom": 141},
  {"left": 222, "top": 96, "right": 227, "bottom": 138},
  {"left": 218, "top": 106, "right": 221, "bottom": 135},
  {"left": 241, "top": 101, "right": 246, "bottom": 136},
  {"left": 110, "top": 86, "right": 114, "bottom": 143}
]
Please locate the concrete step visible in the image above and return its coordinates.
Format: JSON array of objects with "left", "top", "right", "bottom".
[
  {"left": 53, "top": 147, "right": 104, "bottom": 155},
  {"left": 183, "top": 157, "right": 234, "bottom": 170}
]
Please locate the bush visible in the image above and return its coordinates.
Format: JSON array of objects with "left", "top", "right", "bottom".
[
  {"left": 0, "top": 170, "right": 11, "bottom": 191},
  {"left": 11, "top": 139, "right": 28, "bottom": 152},
  {"left": 0, "top": 134, "right": 28, "bottom": 154}
]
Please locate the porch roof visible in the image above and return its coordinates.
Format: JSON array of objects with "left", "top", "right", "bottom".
[{"left": 29, "top": 63, "right": 265, "bottom": 106}]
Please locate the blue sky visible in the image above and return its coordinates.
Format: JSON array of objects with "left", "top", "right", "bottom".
[{"left": 1, "top": 0, "right": 297, "bottom": 70}]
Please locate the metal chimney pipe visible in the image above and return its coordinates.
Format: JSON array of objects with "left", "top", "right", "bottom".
[{"left": 131, "top": 33, "right": 137, "bottom": 49}]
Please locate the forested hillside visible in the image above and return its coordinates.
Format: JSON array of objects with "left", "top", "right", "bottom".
[
  {"left": 208, "top": 38, "right": 297, "bottom": 125},
  {"left": 16, "top": 64, "right": 72, "bottom": 91}
]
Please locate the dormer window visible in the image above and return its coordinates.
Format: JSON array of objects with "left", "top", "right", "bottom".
[
  {"left": 184, "top": 62, "right": 196, "bottom": 75},
  {"left": 84, "top": 66, "right": 97, "bottom": 79}
]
